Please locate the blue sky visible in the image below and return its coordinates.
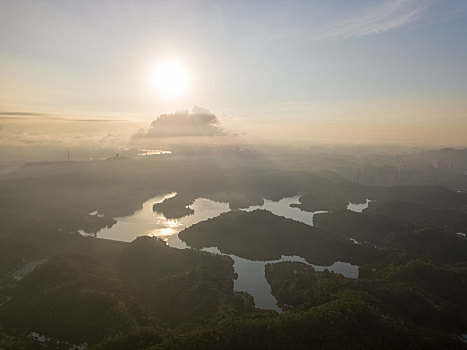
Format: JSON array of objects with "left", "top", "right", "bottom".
[{"left": 0, "top": 0, "right": 466, "bottom": 145}]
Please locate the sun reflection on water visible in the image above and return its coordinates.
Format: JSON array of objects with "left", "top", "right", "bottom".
[
  {"left": 166, "top": 219, "right": 182, "bottom": 228},
  {"left": 154, "top": 227, "right": 177, "bottom": 237}
]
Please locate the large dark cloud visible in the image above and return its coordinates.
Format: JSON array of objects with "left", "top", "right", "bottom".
[{"left": 134, "top": 106, "right": 225, "bottom": 138}]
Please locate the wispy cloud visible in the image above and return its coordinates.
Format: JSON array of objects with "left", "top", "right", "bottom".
[
  {"left": 319, "top": 0, "right": 436, "bottom": 39},
  {"left": 67, "top": 119, "right": 126, "bottom": 123},
  {"left": 0, "top": 111, "right": 46, "bottom": 117},
  {"left": 0, "top": 111, "right": 126, "bottom": 122}
]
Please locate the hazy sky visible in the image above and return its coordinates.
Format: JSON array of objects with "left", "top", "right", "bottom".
[{"left": 1, "top": 0, "right": 467, "bottom": 148}]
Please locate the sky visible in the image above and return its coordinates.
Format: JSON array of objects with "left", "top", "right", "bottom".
[{"left": 1, "top": 0, "right": 467, "bottom": 153}]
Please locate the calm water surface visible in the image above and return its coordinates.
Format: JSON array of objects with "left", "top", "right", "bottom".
[
  {"left": 95, "top": 193, "right": 229, "bottom": 248},
  {"left": 347, "top": 199, "right": 371, "bottom": 213},
  {"left": 244, "top": 196, "right": 328, "bottom": 226},
  {"left": 202, "top": 247, "right": 358, "bottom": 311},
  {"left": 91, "top": 193, "right": 359, "bottom": 311}
]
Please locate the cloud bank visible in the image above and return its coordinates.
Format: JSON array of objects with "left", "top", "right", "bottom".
[{"left": 134, "top": 107, "right": 225, "bottom": 138}]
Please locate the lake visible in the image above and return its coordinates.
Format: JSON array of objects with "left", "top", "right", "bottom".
[
  {"left": 347, "top": 199, "right": 371, "bottom": 213},
  {"left": 202, "top": 247, "right": 358, "bottom": 311},
  {"left": 244, "top": 196, "right": 328, "bottom": 226},
  {"left": 90, "top": 193, "right": 360, "bottom": 311},
  {"left": 93, "top": 193, "right": 230, "bottom": 249}
]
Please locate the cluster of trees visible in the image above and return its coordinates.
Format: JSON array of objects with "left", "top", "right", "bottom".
[{"left": 266, "top": 260, "right": 467, "bottom": 331}]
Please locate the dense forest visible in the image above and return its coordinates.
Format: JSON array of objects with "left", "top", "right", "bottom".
[{"left": 0, "top": 152, "right": 466, "bottom": 349}]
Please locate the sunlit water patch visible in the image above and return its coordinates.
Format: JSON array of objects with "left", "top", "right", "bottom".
[
  {"left": 94, "top": 194, "right": 328, "bottom": 245},
  {"left": 244, "top": 195, "right": 327, "bottom": 226},
  {"left": 347, "top": 199, "right": 371, "bottom": 213},
  {"left": 138, "top": 149, "right": 172, "bottom": 157},
  {"left": 95, "top": 193, "right": 230, "bottom": 248}
]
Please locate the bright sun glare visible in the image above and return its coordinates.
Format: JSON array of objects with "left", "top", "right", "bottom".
[{"left": 151, "top": 59, "right": 190, "bottom": 99}]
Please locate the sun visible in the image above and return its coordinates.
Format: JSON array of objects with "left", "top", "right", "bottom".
[{"left": 150, "top": 59, "right": 191, "bottom": 99}]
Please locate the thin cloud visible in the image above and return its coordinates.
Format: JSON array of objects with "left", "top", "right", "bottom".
[
  {"left": 0, "top": 111, "right": 126, "bottom": 122},
  {"left": 0, "top": 111, "right": 46, "bottom": 116},
  {"left": 318, "top": 0, "right": 436, "bottom": 39},
  {"left": 67, "top": 119, "right": 126, "bottom": 123}
]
